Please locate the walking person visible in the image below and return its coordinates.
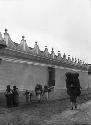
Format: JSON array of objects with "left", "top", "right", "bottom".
[
  {"left": 35, "top": 84, "right": 43, "bottom": 102},
  {"left": 69, "top": 85, "right": 78, "bottom": 110},
  {"left": 66, "top": 72, "right": 81, "bottom": 110},
  {"left": 43, "top": 85, "right": 49, "bottom": 101},
  {"left": 5, "top": 85, "right": 13, "bottom": 108},
  {"left": 12, "top": 86, "right": 19, "bottom": 107}
]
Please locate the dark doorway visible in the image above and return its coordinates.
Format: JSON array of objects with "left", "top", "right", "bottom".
[{"left": 48, "top": 67, "right": 55, "bottom": 87}]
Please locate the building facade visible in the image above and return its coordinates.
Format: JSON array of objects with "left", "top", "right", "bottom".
[{"left": 0, "top": 29, "right": 89, "bottom": 100}]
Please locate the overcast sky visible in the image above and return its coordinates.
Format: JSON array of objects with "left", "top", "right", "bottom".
[{"left": 0, "top": 0, "right": 91, "bottom": 63}]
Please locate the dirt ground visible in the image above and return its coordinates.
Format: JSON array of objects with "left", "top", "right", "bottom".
[{"left": 0, "top": 94, "right": 90, "bottom": 125}]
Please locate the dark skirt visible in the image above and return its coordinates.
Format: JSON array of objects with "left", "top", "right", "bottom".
[
  {"left": 6, "top": 94, "right": 12, "bottom": 107},
  {"left": 70, "top": 94, "right": 77, "bottom": 103},
  {"left": 67, "top": 87, "right": 81, "bottom": 97}
]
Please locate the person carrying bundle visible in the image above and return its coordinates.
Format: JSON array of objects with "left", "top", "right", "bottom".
[
  {"left": 66, "top": 72, "right": 81, "bottom": 110},
  {"left": 43, "top": 85, "right": 49, "bottom": 101},
  {"left": 35, "top": 84, "right": 43, "bottom": 102}
]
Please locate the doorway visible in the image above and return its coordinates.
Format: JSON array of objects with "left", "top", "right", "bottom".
[{"left": 48, "top": 67, "right": 55, "bottom": 87}]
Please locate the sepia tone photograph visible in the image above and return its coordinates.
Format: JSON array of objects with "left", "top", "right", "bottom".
[{"left": 0, "top": 0, "right": 91, "bottom": 124}]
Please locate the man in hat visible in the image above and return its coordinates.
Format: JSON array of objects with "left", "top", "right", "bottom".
[{"left": 12, "top": 86, "right": 19, "bottom": 107}]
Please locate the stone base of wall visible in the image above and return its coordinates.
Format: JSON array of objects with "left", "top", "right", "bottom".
[{"left": 48, "top": 88, "right": 68, "bottom": 100}]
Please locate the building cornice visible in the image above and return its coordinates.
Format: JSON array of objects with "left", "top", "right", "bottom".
[
  {"left": 0, "top": 47, "right": 87, "bottom": 71},
  {"left": 0, "top": 29, "right": 88, "bottom": 71}
]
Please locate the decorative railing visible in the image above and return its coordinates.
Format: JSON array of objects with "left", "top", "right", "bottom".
[
  {"left": 0, "top": 47, "right": 87, "bottom": 71},
  {"left": 0, "top": 29, "right": 88, "bottom": 71}
]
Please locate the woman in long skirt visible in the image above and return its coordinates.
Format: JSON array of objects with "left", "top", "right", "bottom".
[{"left": 5, "top": 85, "right": 12, "bottom": 108}]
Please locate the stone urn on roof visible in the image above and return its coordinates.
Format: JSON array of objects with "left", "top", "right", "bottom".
[{"left": 0, "top": 29, "right": 7, "bottom": 49}]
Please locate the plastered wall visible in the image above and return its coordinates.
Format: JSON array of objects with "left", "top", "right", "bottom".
[
  {"left": 55, "top": 68, "right": 89, "bottom": 91},
  {"left": 0, "top": 60, "right": 89, "bottom": 92},
  {"left": 0, "top": 60, "right": 48, "bottom": 90}
]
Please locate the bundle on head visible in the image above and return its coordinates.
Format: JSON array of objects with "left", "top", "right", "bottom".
[
  {"left": 35, "top": 84, "right": 42, "bottom": 91},
  {"left": 65, "top": 72, "right": 81, "bottom": 96}
]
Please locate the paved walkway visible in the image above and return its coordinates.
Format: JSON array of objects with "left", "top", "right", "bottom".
[{"left": 43, "top": 101, "right": 91, "bottom": 125}]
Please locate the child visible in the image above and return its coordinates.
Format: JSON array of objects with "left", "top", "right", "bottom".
[
  {"left": 24, "top": 90, "right": 30, "bottom": 103},
  {"left": 29, "top": 91, "right": 33, "bottom": 102}
]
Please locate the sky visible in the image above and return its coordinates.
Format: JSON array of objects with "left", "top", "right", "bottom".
[{"left": 0, "top": 0, "right": 91, "bottom": 63}]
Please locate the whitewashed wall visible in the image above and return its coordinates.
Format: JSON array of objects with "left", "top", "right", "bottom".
[{"left": 0, "top": 60, "right": 89, "bottom": 100}]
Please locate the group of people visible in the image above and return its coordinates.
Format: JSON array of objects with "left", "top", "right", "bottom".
[
  {"left": 5, "top": 85, "right": 19, "bottom": 108},
  {"left": 35, "top": 84, "right": 51, "bottom": 102},
  {"left": 24, "top": 84, "right": 51, "bottom": 103},
  {"left": 4, "top": 84, "right": 51, "bottom": 108},
  {"left": 4, "top": 76, "right": 81, "bottom": 109}
]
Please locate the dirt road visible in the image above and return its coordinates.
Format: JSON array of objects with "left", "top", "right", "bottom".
[{"left": 0, "top": 94, "right": 90, "bottom": 125}]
